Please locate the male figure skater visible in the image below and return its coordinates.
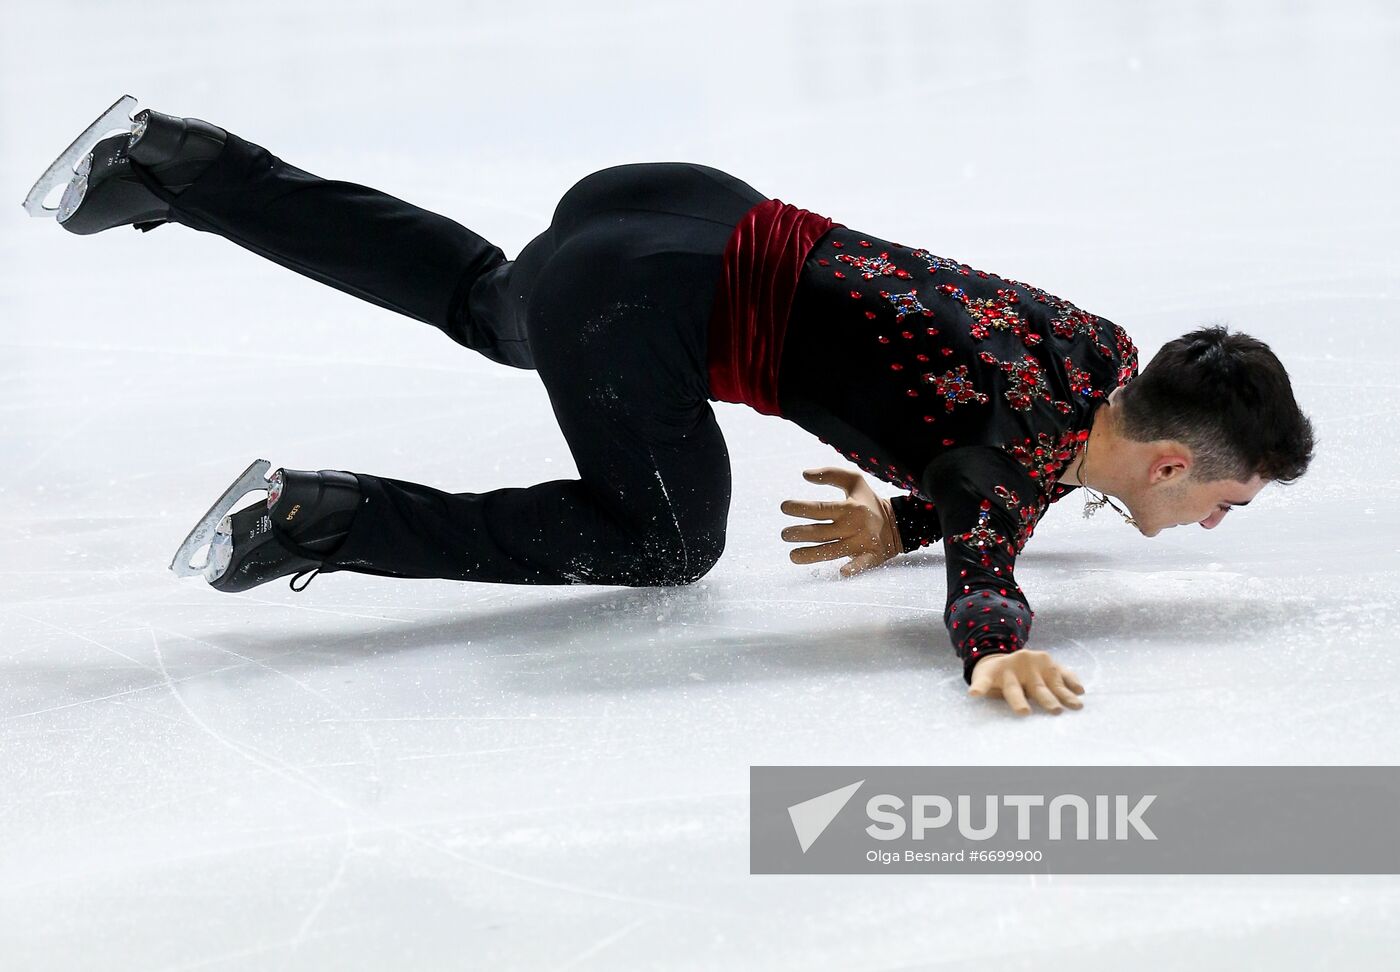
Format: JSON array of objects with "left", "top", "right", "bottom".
[{"left": 27, "top": 97, "right": 1315, "bottom": 715}]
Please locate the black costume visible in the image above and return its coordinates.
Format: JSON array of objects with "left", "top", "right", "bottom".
[
  {"left": 778, "top": 229, "right": 1138, "bottom": 681},
  {"left": 138, "top": 128, "right": 1139, "bottom": 684}
]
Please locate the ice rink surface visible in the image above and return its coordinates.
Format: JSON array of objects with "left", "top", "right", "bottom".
[{"left": 2, "top": 0, "right": 1398, "bottom": 967}]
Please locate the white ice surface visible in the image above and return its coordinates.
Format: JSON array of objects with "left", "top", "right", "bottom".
[{"left": 2, "top": 1, "right": 1399, "bottom": 968}]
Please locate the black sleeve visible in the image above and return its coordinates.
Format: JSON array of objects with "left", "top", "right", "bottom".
[
  {"left": 888, "top": 491, "right": 942, "bottom": 551},
  {"left": 917, "top": 446, "right": 1043, "bottom": 685}
]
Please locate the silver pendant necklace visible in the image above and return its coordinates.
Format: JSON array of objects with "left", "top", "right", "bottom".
[{"left": 1074, "top": 429, "right": 1137, "bottom": 526}]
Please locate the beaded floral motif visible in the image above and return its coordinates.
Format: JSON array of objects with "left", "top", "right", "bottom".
[
  {"left": 1063, "top": 358, "right": 1103, "bottom": 400},
  {"left": 993, "top": 483, "right": 1040, "bottom": 553},
  {"left": 938, "top": 284, "right": 1043, "bottom": 348},
  {"left": 1001, "top": 275, "right": 1108, "bottom": 350},
  {"left": 1050, "top": 307, "right": 1103, "bottom": 349},
  {"left": 836, "top": 251, "right": 911, "bottom": 280},
  {"left": 1002, "top": 428, "right": 1086, "bottom": 487},
  {"left": 979, "top": 351, "right": 1073, "bottom": 415},
  {"left": 993, "top": 428, "right": 1090, "bottom": 546},
  {"left": 949, "top": 498, "right": 1012, "bottom": 564},
  {"left": 1108, "top": 320, "right": 1140, "bottom": 385},
  {"left": 909, "top": 248, "right": 971, "bottom": 276},
  {"left": 922, "top": 364, "right": 989, "bottom": 412},
  {"left": 879, "top": 289, "right": 935, "bottom": 322}
]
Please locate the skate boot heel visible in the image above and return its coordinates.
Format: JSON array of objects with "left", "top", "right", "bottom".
[
  {"left": 267, "top": 468, "right": 363, "bottom": 555},
  {"left": 128, "top": 110, "right": 226, "bottom": 175}
]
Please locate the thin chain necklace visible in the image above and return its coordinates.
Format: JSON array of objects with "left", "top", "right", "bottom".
[{"left": 1074, "top": 426, "right": 1137, "bottom": 526}]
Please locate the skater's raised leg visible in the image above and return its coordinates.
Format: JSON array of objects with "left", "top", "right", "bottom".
[{"left": 40, "top": 98, "right": 534, "bottom": 369}]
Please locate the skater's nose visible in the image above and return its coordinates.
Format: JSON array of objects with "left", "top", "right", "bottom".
[{"left": 1199, "top": 507, "right": 1229, "bottom": 529}]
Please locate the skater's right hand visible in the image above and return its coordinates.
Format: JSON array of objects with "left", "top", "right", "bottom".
[
  {"left": 779, "top": 467, "right": 903, "bottom": 577},
  {"left": 967, "top": 649, "right": 1086, "bottom": 716}
]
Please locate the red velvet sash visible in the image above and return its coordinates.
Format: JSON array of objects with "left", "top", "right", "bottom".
[{"left": 706, "top": 198, "right": 839, "bottom": 416}]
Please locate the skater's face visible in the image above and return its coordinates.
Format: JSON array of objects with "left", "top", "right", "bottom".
[{"left": 1127, "top": 461, "right": 1268, "bottom": 537}]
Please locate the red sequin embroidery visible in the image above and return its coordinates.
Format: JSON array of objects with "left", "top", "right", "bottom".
[
  {"left": 1063, "top": 358, "right": 1102, "bottom": 400},
  {"left": 937, "top": 284, "right": 1043, "bottom": 348},
  {"left": 979, "top": 351, "right": 1074, "bottom": 414},
  {"left": 837, "top": 251, "right": 912, "bottom": 280},
  {"left": 922, "top": 364, "right": 990, "bottom": 412},
  {"left": 993, "top": 483, "right": 1040, "bottom": 552},
  {"left": 950, "top": 498, "right": 1012, "bottom": 564}
]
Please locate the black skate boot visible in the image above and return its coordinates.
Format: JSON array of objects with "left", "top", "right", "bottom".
[
  {"left": 50, "top": 107, "right": 226, "bottom": 236},
  {"left": 196, "top": 467, "right": 363, "bottom": 594}
]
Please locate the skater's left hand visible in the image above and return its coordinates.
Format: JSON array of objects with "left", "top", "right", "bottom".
[
  {"left": 779, "top": 467, "right": 903, "bottom": 577},
  {"left": 968, "top": 649, "right": 1086, "bottom": 716}
]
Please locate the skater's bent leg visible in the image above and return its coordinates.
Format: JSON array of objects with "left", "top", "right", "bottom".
[
  {"left": 322, "top": 409, "right": 730, "bottom": 587},
  {"left": 321, "top": 244, "right": 731, "bottom": 586},
  {"left": 154, "top": 130, "right": 534, "bottom": 366}
]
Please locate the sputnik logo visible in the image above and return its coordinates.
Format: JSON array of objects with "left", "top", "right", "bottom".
[{"left": 787, "top": 780, "right": 864, "bottom": 853}]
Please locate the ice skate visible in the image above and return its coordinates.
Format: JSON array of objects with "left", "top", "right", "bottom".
[
  {"left": 22, "top": 94, "right": 226, "bottom": 235},
  {"left": 169, "top": 460, "right": 363, "bottom": 593}
]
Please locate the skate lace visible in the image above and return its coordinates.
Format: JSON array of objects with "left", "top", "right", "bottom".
[{"left": 288, "top": 567, "right": 321, "bottom": 592}]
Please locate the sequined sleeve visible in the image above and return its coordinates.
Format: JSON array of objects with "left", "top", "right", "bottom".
[
  {"left": 919, "top": 446, "right": 1043, "bottom": 685},
  {"left": 888, "top": 492, "right": 942, "bottom": 550}
]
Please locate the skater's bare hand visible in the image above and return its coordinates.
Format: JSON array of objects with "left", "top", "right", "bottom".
[
  {"left": 779, "top": 467, "right": 903, "bottom": 577},
  {"left": 967, "top": 649, "right": 1085, "bottom": 716}
]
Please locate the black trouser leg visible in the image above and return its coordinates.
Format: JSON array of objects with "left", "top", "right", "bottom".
[
  {"left": 163, "top": 130, "right": 536, "bottom": 368},
  {"left": 328, "top": 414, "right": 732, "bottom": 587}
]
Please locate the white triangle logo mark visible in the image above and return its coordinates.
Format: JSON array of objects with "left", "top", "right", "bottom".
[{"left": 787, "top": 779, "right": 864, "bottom": 853}]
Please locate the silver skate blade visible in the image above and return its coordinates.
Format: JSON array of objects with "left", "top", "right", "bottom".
[
  {"left": 169, "top": 459, "right": 273, "bottom": 577},
  {"left": 23, "top": 94, "right": 141, "bottom": 217}
]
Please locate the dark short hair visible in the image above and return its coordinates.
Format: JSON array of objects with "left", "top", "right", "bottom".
[{"left": 1113, "top": 325, "right": 1315, "bottom": 484}]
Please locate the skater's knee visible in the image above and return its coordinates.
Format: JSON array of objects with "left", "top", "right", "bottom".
[
  {"left": 447, "top": 251, "right": 537, "bottom": 368},
  {"left": 663, "top": 544, "right": 722, "bottom": 586},
  {"left": 631, "top": 526, "right": 724, "bottom": 586},
  {"left": 684, "top": 531, "right": 725, "bottom": 582}
]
